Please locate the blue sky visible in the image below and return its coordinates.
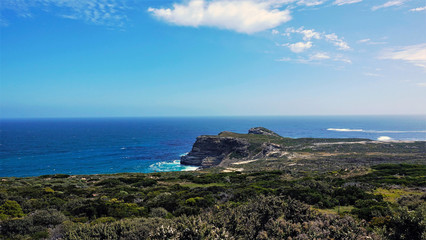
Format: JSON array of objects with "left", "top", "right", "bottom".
[{"left": 0, "top": 0, "right": 425, "bottom": 118}]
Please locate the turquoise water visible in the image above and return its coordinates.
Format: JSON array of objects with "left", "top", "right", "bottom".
[{"left": 1, "top": 116, "right": 425, "bottom": 177}]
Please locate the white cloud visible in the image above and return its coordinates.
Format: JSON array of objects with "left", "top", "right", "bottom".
[
  {"left": 324, "top": 33, "right": 350, "bottom": 50},
  {"left": 272, "top": 29, "right": 280, "bottom": 34},
  {"left": 286, "top": 27, "right": 321, "bottom": 41},
  {"left": 264, "top": 0, "right": 326, "bottom": 7},
  {"left": 358, "top": 38, "right": 370, "bottom": 43},
  {"left": 276, "top": 57, "right": 293, "bottom": 62},
  {"left": 364, "top": 72, "right": 382, "bottom": 77},
  {"left": 275, "top": 52, "right": 351, "bottom": 64},
  {"left": 379, "top": 43, "right": 426, "bottom": 68},
  {"left": 300, "top": 29, "right": 321, "bottom": 41},
  {"left": 310, "top": 52, "right": 330, "bottom": 60},
  {"left": 333, "top": 54, "right": 352, "bottom": 63},
  {"left": 148, "top": 0, "right": 292, "bottom": 34},
  {"left": 297, "top": 0, "right": 326, "bottom": 6},
  {"left": 409, "top": 6, "right": 426, "bottom": 12},
  {"left": 287, "top": 41, "right": 313, "bottom": 52},
  {"left": 0, "top": 0, "right": 127, "bottom": 27},
  {"left": 357, "top": 38, "right": 387, "bottom": 45},
  {"left": 333, "top": 0, "right": 362, "bottom": 6},
  {"left": 284, "top": 27, "right": 350, "bottom": 50},
  {"left": 416, "top": 83, "right": 426, "bottom": 87},
  {"left": 372, "top": 0, "right": 406, "bottom": 11}
]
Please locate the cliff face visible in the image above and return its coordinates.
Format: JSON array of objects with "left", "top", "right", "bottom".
[
  {"left": 180, "top": 136, "right": 250, "bottom": 167},
  {"left": 180, "top": 127, "right": 283, "bottom": 167},
  {"left": 180, "top": 127, "right": 426, "bottom": 168}
]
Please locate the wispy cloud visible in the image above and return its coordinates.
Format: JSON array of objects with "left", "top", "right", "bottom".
[
  {"left": 148, "top": 0, "right": 292, "bottom": 34},
  {"left": 364, "top": 72, "right": 382, "bottom": 77},
  {"left": 357, "top": 38, "right": 387, "bottom": 45},
  {"left": 297, "top": 0, "right": 326, "bottom": 6},
  {"left": 324, "top": 33, "right": 350, "bottom": 50},
  {"left": 285, "top": 27, "right": 321, "bottom": 41},
  {"left": 276, "top": 52, "right": 351, "bottom": 64},
  {"left": 310, "top": 52, "right": 330, "bottom": 60},
  {"left": 333, "top": 0, "right": 363, "bottom": 6},
  {"left": 358, "top": 38, "right": 370, "bottom": 43},
  {"left": 409, "top": 6, "right": 426, "bottom": 12},
  {"left": 372, "top": 0, "right": 406, "bottom": 11},
  {"left": 379, "top": 43, "right": 426, "bottom": 68},
  {"left": 274, "top": 27, "right": 351, "bottom": 65},
  {"left": 286, "top": 41, "right": 313, "bottom": 52},
  {"left": 0, "top": 0, "right": 128, "bottom": 27},
  {"left": 333, "top": 54, "right": 352, "bottom": 63},
  {"left": 416, "top": 82, "right": 426, "bottom": 87},
  {"left": 281, "top": 27, "right": 350, "bottom": 50}
]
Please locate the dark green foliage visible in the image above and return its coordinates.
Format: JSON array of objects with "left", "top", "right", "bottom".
[
  {"left": 40, "top": 174, "right": 70, "bottom": 179},
  {"left": 397, "top": 194, "right": 425, "bottom": 210},
  {"left": 61, "top": 196, "right": 378, "bottom": 240},
  {"left": 333, "top": 186, "right": 382, "bottom": 206},
  {"left": 68, "top": 198, "right": 146, "bottom": 219},
  {"left": 95, "top": 178, "right": 123, "bottom": 187},
  {"left": 355, "top": 164, "right": 426, "bottom": 186},
  {"left": 351, "top": 199, "right": 390, "bottom": 221},
  {"left": 0, "top": 209, "right": 66, "bottom": 239},
  {"left": 0, "top": 163, "right": 424, "bottom": 239},
  {"left": 380, "top": 205, "right": 426, "bottom": 240}
]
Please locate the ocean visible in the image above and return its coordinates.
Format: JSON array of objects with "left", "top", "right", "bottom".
[{"left": 1, "top": 116, "right": 425, "bottom": 177}]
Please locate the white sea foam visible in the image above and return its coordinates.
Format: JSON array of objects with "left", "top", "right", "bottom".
[
  {"left": 179, "top": 152, "right": 189, "bottom": 157},
  {"left": 327, "top": 128, "right": 426, "bottom": 133},
  {"left": 149, "top": 160, "right": 199, "bottom": 172},
  {"left": 327, "top": 128, "right": 364, "bottom": 132},
  {"left": 377, "top": 136, "right": 393, "bottom": 141},
  {"left": 368, "top": 130, "right": 426, "bottom": 133}
]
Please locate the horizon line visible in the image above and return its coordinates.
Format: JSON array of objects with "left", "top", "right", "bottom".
[{"left": 1, "top": 114, "right": 426, "bottom": 120}]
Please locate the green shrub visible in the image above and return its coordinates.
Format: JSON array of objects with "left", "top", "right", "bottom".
[
  {"left": 149, "top": 207, "right": 169, "bottom": 218},
  {"left": 0, "top": 200, "right": 25, "bottom": 219},
  {"left": 90, "top": 216, "right": 116, "bottom": 225},
  {"left": 0, "top": 209, "right": 66, "bottom": 237},
  {"left": 380, "top": 205, "right": 426, "bottom": 240}
]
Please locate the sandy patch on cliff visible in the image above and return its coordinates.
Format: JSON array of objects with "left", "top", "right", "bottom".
[
  {"left": 223, "top": 167, "right": 244, "bottom": 172},
  {"left": 232, "top": 159, "right": 258, "bottom": 165}
]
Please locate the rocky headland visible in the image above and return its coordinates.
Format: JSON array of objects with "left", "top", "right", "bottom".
[
  {"left": 181, "top": 127, "right": 426, "bottom": 170},
  {"left": 180, "top": 127, "right": 283, "bottom": 167}
]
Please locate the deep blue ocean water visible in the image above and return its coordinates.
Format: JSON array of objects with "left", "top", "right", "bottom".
[{"left": 1, "top": 116, "right": 425, "bottom": 177}]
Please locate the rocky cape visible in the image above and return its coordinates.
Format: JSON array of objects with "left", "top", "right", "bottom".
[
  {"left": 180, "top": 127, "right": 426, "bottom": 169},
  {"left": 180, "top": 127, "right": 283, "bottom": 167}
]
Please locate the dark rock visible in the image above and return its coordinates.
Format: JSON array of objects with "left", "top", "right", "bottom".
[
  {"left": 248, "top": 127, "right": 281, "bottom": 137},
  {"left": 181, "top": 127, "right": 286, "bottom": 167},
  {"left": 181, "top": 136, "right": 250, "bottom": 167}
]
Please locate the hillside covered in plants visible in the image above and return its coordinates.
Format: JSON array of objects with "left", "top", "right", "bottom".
[{"left": 1, "top": 128, "right": 425, "bottom": 239}]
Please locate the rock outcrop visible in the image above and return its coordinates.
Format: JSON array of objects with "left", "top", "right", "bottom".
[
  {"left": 181, "top": 128, "right": 283, "bottom": 167},
  {"left": 248, "top": 127, "right": 281, "bottom": 137},
  {"left": 180, "top": 136, "right": 250, "bottom": 167}
]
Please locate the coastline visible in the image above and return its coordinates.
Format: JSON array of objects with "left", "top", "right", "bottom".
[{"left": 2, "top": 116, "right": 426, "bottom": 177}]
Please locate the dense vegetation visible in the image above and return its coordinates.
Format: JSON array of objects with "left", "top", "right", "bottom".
[{"left": 1, "top": 163, "right": 425, "bottom": 239}]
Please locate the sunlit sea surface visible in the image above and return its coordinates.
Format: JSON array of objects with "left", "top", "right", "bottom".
[{"left": 1, "top": 116, "right": 425, "bottom": 177}]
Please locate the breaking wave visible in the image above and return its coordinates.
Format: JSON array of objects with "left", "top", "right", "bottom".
[
  {"left": 377, "top": 136, "right": 393, "bottom": 141},
  {"left": 149, "top": 160, "right": 199, "bottom": 172},
  {"left": 327, "top": 128, "right": 363, "bottom": 132},
  {"left": 327, "top": 128, "right": 426, "bottom": 133},
  {"left": 179, "top": 152, "right": 189, "bottom": 157}
]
